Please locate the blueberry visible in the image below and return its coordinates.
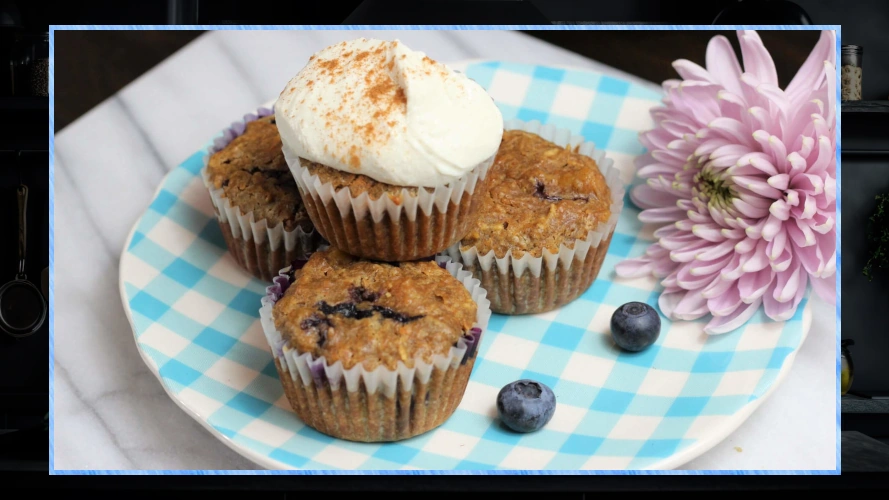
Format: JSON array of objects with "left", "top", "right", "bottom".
[
  {"left": 496, "top": 380, "right": 556, "bottom": 433},
  {"left": 610, "top": 302, "right": 661, "bottom": 352}
]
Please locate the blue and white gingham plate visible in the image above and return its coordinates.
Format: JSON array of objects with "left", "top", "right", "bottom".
[{"left": 118, "top": 61, "right": 812, "bottom": 471}]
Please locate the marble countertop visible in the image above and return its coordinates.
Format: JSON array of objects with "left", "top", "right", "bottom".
[{"left": 53, "top": 29, "right": 837, "bottom": 471}]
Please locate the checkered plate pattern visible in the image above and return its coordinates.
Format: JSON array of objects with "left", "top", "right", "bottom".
[{"left": 119, "top": 61, "right": 812, "bottom": 471}]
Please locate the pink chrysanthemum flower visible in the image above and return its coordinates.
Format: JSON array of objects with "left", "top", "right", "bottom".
[{"left": 616, "top": 30, "right": 837, "bottom": 335}]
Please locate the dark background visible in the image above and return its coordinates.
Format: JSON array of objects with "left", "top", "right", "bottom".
[
  {"left": 1, "top": 0, "right": 49, "bottom": 440},
  {"left": 53, "top": 29, "right": 828, "bottom": 132},
  {"left": 44, "top": 0, "right": 889, "bottom": 132}
]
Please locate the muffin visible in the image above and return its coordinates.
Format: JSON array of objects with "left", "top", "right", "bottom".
[
  {"left": 274, "top": 38, "right": 503, "bottom": 261},
  {"left": 201, "top": 107, "right": 326, "bottom": 281},
  {"left": 443, "top": 119, "right": 625, "bottom": 315},
  {"left": 259, "top": 248, "right": 491, "bottom": 442}
]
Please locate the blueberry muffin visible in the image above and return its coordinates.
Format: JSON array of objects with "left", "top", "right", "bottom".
[
  {"left": 202, "top": 108, "right": 325, "bottom": 281},
  {"left": 259, "top": 248, "right": 490, "bottom": 442},
  {"left": 444, "top": 121, "right": 624, "bottom": 314},
  {"left": 275, "top": 38, "right": 503, "bottom": 261}
]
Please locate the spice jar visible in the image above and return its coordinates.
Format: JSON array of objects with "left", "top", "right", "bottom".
[
  {"left": 841, "top": 45, "right": 863, "bottom": 101},
  {"left": 11, "top": 31, "right": 48, "bottom": 97},
  {"left": 841, "top": 339, "right": 854, "bottom": 395}
]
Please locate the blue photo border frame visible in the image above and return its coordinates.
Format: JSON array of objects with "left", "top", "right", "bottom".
[{"left": 47, "top": 23, "right": 843, "bottom": 475}]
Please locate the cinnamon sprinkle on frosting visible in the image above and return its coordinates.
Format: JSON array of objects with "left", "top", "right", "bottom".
[{"left": 274, "top": 38, "right": 503, "bottom": 187}]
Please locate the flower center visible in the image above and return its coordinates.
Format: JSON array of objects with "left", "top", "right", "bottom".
[{"left": 692, "top": 166, "right": 735, "bottom": 210}]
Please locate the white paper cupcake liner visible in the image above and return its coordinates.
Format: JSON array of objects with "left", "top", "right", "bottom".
[
  {"left": 258, "top": 256, "right": 491, "bottom": 441},
  {"left": 281, "top": 143, "right": 495, "bottom": 262},
  {"left": 201, "top": 105, "right": 326, "bottom": 281},
  {"left": 442, "top": 118, "right": 625, "bottom": 315}
]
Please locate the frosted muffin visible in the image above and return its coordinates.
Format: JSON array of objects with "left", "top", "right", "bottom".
[
  {"left": 202, "top": 107, "right": 325, "bottom": 281},
  {"left": 443, "top": 120, "right": 624, "bottom": 315},
  {"left": 259, "top": 248, "right": 491, "bottom": 442},
  {"left": 275, "top": 38, "right": 503, "bottom": 261}
]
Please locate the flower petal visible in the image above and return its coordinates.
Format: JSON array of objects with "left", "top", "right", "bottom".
[
  {"left": 798, "top": 136, "right": 815, "bottom": 158},
  {"left": 639, "top": 206, "right": 688, "bottom": 223},
  {"left": 738, "top": 30, "right": 779, "bottom": 86},
  {"left": 671, "top": 239, "right": 715, "bottom": 262},
  {"left": 766, "top": 227, "right": 788, "bottom": 261},
  {"left": 695, "top": 138, "right": 734, "bottom": 157},
  {"left": 615, "top": 258, "right": 654, "bottom": 278},
  {"left": 659, "top": 232, "right": 701, "bottom": 251},
  {"left": 824, "top": 60, "right": 837, "bottom": 127},
  {"left": 741, "top": 239, "right": 771, "bottom": 272},
  {"left": 709, "top": 285, "right": 745, "bottom": 317},
  {"left": 630, "top": 184, "right": 682, "bottom": 210},
  {"left": 673, "top": 59, "right": 715, "bottom": 83},
  {"left": 732, "top": 175, "right": 783, "bottom": 198},
  {"left": 738, "top": 268, "right": 774, "bottom": 303},
  {"left": 769, "top": 199, "right": 792, "bottom": 221},
  {"left": 678, "top": 263, "right": 717, "bottom": 289},
  {"left": 706, "top": 35, "right": 744, "bottom": 95},
  {"left": 673, "top": 290, "right": 710, "bottom": 321},
  {"left": 696, "top": 239, "right": 737, "bottom": 261},
  {"left": 709, "top": 117, "right": 755, "bottom": 146},
  {"left": 773, "top": 261, "right": 803, "bottom": 303},
  {"left": 658, "top": 290, "right": 686, "bottom": 319},
  {"left": 761, "top": 213, "right": 784, "bottom": 240},
  {"left": 763, "top": 270, "right": 808, "bottom": 321},
  {"left": 733, "top": 197, "right": 771, "bottom": 218},
  {"left": 692, "top": 223, "right": 727, "bottom": 243},
  {"left": 637, "top": 163, "right": 679, "bottom": 179},
  {"left": 810, "top": 274, "right": 836, "bottom": 305},
  {"left": 771, "top": 246, "right": 793, "bottom": 272},
  {"left": 786, "top": 30, "right": 835, "bottom": 109},
  {"left": 702, "top": 272, "right": 736, "bottom": 298},
  {"left": 704, "top": 298, "right": 762, "bottom": 335},
  {"left": 689, "top": 253, "right": 733, "bottom": 276},
  {"left": 767, "top": 173, "right": 790, "bottom": 190},
  {"left": 807, "top": 135, "right": 834, "bottom": 176}
]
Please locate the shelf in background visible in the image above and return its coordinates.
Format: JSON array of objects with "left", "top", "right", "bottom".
[
  {"left": 0, "top": 96, "right": 48, "bottom": 110},
  {"left": 842, "top": 100, "right": 889, "bottom": 113},
  {"left": 842, "top": 395, "right": 889, "bottom": 414}
]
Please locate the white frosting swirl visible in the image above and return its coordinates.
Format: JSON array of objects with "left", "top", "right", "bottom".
[{"left": 274, "top": 38, "right": 503, "bottom": 187}]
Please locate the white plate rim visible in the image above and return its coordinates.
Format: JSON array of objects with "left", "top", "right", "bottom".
[{"left": 117, "top": 61, "right": 816, "bottom": 471}]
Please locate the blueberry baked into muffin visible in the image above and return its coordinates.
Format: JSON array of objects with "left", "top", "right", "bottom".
[
  {"left": 275, "top": 38, "right": 503, "bottom": 261},
  {"left": 259, "top": 248, "right": 490, "bottom": 442},
  {"left": 444, "top": 122, "right": 624, "bottom": 314},
  {"left": 202, "top": 108, "right": 325, "bottom": 281}
]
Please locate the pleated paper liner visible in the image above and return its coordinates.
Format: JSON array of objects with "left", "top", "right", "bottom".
[
  {"left": 201, "top": 105, "right": 326, "bottom": 282},
  {"left": 283, "top": 143, "right": 495, "bottom": 262},
  {"left": 442, "top": 119, "right": 625, "bottom": 315}
]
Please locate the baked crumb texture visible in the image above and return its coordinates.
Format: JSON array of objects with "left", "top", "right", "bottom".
[
  {"left": 261, "top": 248, "right": 490, "bottom": 442},
  {"left": 446, "top": 127, "right": 624, "bottom": 315},
  {"left": 287, "top": 149, "right": 494, "bottom": 262},
  {"left": 202, "top": 112, "right": 325, "bottom": 281}
]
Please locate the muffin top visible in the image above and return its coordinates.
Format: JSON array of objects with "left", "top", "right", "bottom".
[
  {"left": 460, "top": 130, "right": 612, "bottom": 258},
  {"left": 274, "top": 38, "right": 503, "bottom": 188},
  {"left": 273, "top": 248, "right": 478, "bottom": 371},
  {"left": 206, "top": 115, "right": 312, "bottom": 232}
]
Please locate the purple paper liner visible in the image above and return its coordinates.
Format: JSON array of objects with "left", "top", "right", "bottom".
[
  {"left": 208, "top": 105, "right": 275, "bottom": 155},
  {"left": 460, "top": 327, "right": 483, "bottom": 365},
  {"left": 265, "top": 258, "right": 310, "bottom": 303}
]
